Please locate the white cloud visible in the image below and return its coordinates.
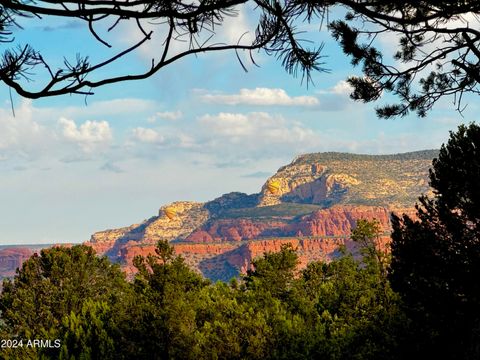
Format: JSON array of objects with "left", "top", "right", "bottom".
[
  {"left": 0, "top": 103, "right": 37, "bottom": 149},
  {"left": 198, "top": 112, "right": 318, "bottom": 152},
  {"left": 148, "top": 110, "right": 183, "bottom": 122},
  {"left": 58, "top": 118, "right": 112, "bottom": 152},
  {"left": 177, "top": 133, "right": 196, "bottom": 149},
  {"left": 318, "top": 80, "right": 353, "bottom": 95},
  {"left": 194, "top": 111, "right": 433, "bottom": 162},
  {"left": 128, "top": 111, "right": 325, "bottom": 160},
  {"left": 330, "top": 80, "right": 353, "bottom": 95},
  {"left": 199, "top": 88, "right": 319, "bottom": 106},
  {"left": 129, "top": 126, "right": 197, "bottom": 150},
  {"left": 0, "top": 99, "right": 50, "bottom": 159},
  {"left": 200, "top": 112, "right": 259, "bottom": 136},
  {"left": 313, "top": 80, "right": 357, "bottom": 111},
  {"left": 222, "top": 5, "right": 255, "bottom": 44},
  {"left": 0, "top": 97, "right": 167, "bottom": 166},
  {"left": 0, "top": 99, "right": 143, "bottom": 164},
  {"left": 131, "top": 127, "right": 164, "bottom": 143},
  {"left": 196, "top": 111, "right": 445, "bottom": 159}
]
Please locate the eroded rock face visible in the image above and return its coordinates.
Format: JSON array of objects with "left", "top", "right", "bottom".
[
  {"left": 289, "top": 206, "right": 392, "bottom": 237},
  {"left": 258, "top": 163, "right": 329, "bottom": 206},
  {"left": 119, "top": 242, "right": 240, "bottom": 280},
  {"left": 88, "top": 201, "right": 210, "bottom": 260},
  {"left": 88, "top": 205, "right": 414, "bottom": 281},
  {"left": 182, "top": 236, "right": 393, "bottom": 282},
  {"left": 186, "top": 219, "right": 289, "bottom": 242},
  {"left": 257, "top": 162, "right": 365, "bottom": 207},
  {"left": 0, "top": 247, "right": 34, "bottom": 278},
  {"left": 83, "top": 151, "right": 435, "bottom": 281},
  {"left": 115, "top": 238, "right": 358, "bottom": 282},
  {"left": 146, "top": 201, "right": 210, "bottom": 242},
  {"left": 258, "top": 151, "right": 434, "bottom": 208},
  {"left": 186, "top": 206, "right": 407, "bottom": 242},
  {"left": 89, "top": 225, "right": 140, "bottom": 256},
  {"left": 91, "top": 205, "right": 398, "bottom": 252}
]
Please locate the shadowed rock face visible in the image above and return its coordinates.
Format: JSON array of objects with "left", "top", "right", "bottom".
[
  {"left": 195, "top": 238, "right": 359, "bottom": 282},
  {"left": 0, "top": 245, "right": 56, "bottom": 280},
  {"left": 0, "top": 248, "right": 33, "bottom": 278},
  {"left": 83, "top": 150, "right": 435, "bottom": 281}
]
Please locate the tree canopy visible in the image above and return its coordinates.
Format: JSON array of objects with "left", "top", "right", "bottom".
[
  {"left": 390, "top": 123, "right": 480, "bottom": 359},
  {"left": 1, "top": 1, "right": 479, "bottom": 117},
  {"left": 0, "top": 236, "right": 404, "bottom": 359},
  {"left": 0, "top": 245, "right": 130, "bottom": 359}
]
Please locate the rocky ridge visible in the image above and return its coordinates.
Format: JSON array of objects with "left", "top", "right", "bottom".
[{"left": 85, "top": 150, "right": 435, "bottom": 281}]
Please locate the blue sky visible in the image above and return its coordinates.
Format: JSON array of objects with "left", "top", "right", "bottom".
[{"left": 0, "top": 5, "right": 474, "bottom": 244}]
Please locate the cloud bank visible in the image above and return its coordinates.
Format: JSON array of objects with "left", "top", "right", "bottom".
[{"left": 199, "top": 88, "right": 319, "bottom": 106}]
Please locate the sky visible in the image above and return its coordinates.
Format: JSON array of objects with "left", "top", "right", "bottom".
[{"left": 0, "top": 4, "right": 476, "bottom": 245}]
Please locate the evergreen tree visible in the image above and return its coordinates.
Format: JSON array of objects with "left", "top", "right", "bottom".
[
  {"left": 390, "top": 123, "right": 480, "bottom": 359},
  {"left": 59, "top": 300, "right": 115, "bottom": 360},
  {"left": 244, "top": 243, "right": 298, "bottom": 301},
  {"left": 0, "top": 245, "right": 130, "bottom": 359},
  {"left": 123, "top": 240, "right": 209, "bottom": 359}
]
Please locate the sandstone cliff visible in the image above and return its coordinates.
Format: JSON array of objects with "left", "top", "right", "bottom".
[
  {"left": 258, "top": 151, "right": 435, "bottom": 207},
  {"left": 88, "top": 201, "right": 209, "bottom": 261},
  {"left": 83, "top": 150, "right": 435, "bottom": 281}
]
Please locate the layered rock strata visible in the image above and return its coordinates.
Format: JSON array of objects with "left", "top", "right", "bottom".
[{"left": 84, "top": 151, "right": 435, "bottom": 281}]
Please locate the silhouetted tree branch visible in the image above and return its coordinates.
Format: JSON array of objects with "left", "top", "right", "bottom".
[
  {"left": 1, "top": 1, "right": 480, "bottom": 118},
  {"left": 0, "top": 0, "right": 328, "bottom": 99},
  {"left": 330, "top": 0, "right": 480, "bottom": 118}
]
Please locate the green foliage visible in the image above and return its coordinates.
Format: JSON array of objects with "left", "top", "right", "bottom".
[
  {"left": 352, "top": 219, "right": 389, "bottom": 278},
  {"left": 220, "top": 203, "right": 324, "bottom": 219},
  {"left": 244, "top": 243, "right": 298, "bottom": 300},
  {"left": 0, "top": 238, "right": 407, "bottom": 359},
  {"left": 296, "top": 245, "right": 404, "bottom": 360},
  {"left": 351, "top": 218, "right": 381, "bottom": 244},
  {"left": 293, "top": 150, "right": 438, "bottom": 164},
  {"left": 191, "top": 283, "right": 273, "bottom": 359},
  {"left": 0, "top": 245, "right": 130, "bottom": 359},
  {"left": 0, "top": 245, "right": 127, "bottom": 336},
  {"left": 390, "top": 123, "right": 480, "bottom": 359},
  {"left": 59, "top": 300, "right": 115, "bottom": 360},
  {"left": 122, "top": 240, "right": 209, "bottom": 359}
]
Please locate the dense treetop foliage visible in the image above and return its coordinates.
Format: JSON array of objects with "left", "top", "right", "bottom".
[
  {"left": 0, "top": 238, "right": 402, "bottom": 359},
  {"left": 390, "top": 123, "right": 480, "bottom": 360}
]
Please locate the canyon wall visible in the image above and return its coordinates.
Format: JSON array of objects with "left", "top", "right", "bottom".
[
  {"left": 83, "top": 151, "right": 433, "bottom": 281},
  {"left": 0, "top": 151, "right": 432, "bottom": 282}
]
